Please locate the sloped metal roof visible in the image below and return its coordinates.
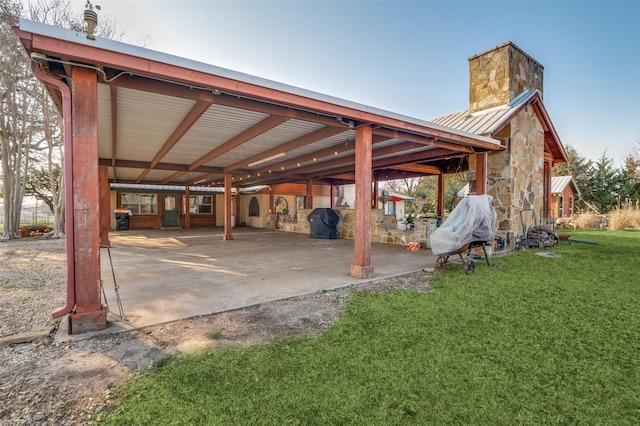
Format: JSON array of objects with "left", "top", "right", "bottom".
[
  {"left": 16, "top": 19, "right": 504, "bottom": 189},
  {"left": 429, "top": 91, "right": 537, "bottom": 137},
  {"left": 551, "top": 176, "right": 581, "bottom": 197}
]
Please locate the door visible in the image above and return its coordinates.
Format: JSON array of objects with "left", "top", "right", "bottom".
[{"left": 162, "top": 194, "right": 179, "bottom": 227}]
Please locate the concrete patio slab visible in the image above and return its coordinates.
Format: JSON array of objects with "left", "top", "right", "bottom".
[{"left": 58, "top": 228, "right": 438, "bottom": 338}]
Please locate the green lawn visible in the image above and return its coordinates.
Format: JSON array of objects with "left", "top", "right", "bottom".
[{"left": 104, "top": 230, "right": 640, "bottom": 425}]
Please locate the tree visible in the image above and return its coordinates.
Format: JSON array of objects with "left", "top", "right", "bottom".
[
  {"left": 1, "top": 0, "right": 38, "bottom": 239},
  {"left": 382, "top": 172, "right": 469, "bottom": 216},
  {"left": 582, "top": 151, "right": 623, "bottom": 213},
  {"left": 619, "top": 138, "right": 640, "bottom": 201},
  {"left": 553, "top": 144, "right": 592, "bottom": 197},
  {"left": 1, "top": 0, "right": 122, "bottom": 239}
]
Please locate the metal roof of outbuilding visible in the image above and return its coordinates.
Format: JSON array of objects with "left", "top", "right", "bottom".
[{"left": 551, "top": 176, "right": 581, "bottom": 197}]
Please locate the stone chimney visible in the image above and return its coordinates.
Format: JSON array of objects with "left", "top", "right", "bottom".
[{"left": 468, "top": 42, "right": 544, "bottom": 113}]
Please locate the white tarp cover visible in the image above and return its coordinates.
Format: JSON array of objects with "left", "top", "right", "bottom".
[{"left": 428, "top": 194, "right": 496, "bottom": 255}]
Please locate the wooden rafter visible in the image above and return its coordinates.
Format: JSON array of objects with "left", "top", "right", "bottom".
[
  {"left": 135, "top": 100, "right": 212, "bottom": 182},
  {"left": 223, "top": 125, "right": 346, "bottom": 173}
]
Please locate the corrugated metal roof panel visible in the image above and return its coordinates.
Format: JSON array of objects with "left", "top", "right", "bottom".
[
  {"left": 115, "top": 88, "right": 196, "bottom": 161},
  {"left": 163, "top": 104, "right": 269, "bottom": 165},
  {"left": 429, "top": 90, "right": 537, "bottom": 137}
]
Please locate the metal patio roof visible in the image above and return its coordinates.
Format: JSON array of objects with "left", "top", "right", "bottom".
[{"left": 15, "top": 19, "right": 504, "bottom": 189}]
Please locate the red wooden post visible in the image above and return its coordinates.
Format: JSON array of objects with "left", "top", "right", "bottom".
[
  {"left": 350, "top": 125, "right": 374, "bottom": 278},
  {"left": 373, "top": 179, "right": 379, "bottom": 208},
  {"left": 437, "top": 173, "right": 445, "bottom": 217},
  {"left": 475, "top": 152, "right": 488, "bottom": 195},
  {"left": 223, "top": 173, "right": 233, "bottom": 240},
  {"left": 543, "top": 159, "right": 552, "bottom": 214},
  {"left": 99, "top": 165, "right": 110, "bottom": 247},
  {"left": 69, "top": 67, "right": 107, "bottom": 334},
  {"left": 306, "top": 180, "right": 313, "bottom": 209},
  {"left": 184, "top": 186, "right": 191, "bottom": 229}
]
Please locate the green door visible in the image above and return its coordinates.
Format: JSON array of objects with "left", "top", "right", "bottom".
[{"left": 162, "top": 194, "right": 179, "bottom": 227}]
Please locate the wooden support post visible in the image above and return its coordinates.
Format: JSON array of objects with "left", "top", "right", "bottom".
[
  {"left": 269, "top": 186, "right": 275, "bottom": 213},
  {"left": 184, "top": 186, "right": 191, "bottom": 229},
  {"left": 475, "top": 152, "right": 488, "bottom": 195},
  {"left": 223, "top": 173, "right": 233, "bottom": 240},
  {"left": 437, "top": 173, "right": 445, "bottom": 217},
  {"left": 373, "top": 179, "right": 379, "bottom": 208},
  {"left": 306, "top": 180, "right": 313, "bottom": 209},
  {"left": 99, "top": 165, "right": 110, "bottom": 247},
  {"left": 330, "top": 185, "right": 334, "bottom": 208},
  {"left": 350, "top": 125, "right": 374, "bottom": 279},
  {"left": 543, "top": 159, "right": 552, "bottom": 214},
  {"left": 69, "top": 67, "right": 106, "bottom": 334},
  {"left": 235, "top": 185, "right": 240, "bottom": 225}
]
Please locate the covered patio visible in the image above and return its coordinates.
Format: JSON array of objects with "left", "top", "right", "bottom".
[{"left": 14, "top": 19, "right": 502, "bottom": 333}]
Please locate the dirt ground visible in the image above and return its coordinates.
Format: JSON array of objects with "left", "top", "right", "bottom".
[{"left": 0, "top": 237, "right": 434, "bottom": 425}]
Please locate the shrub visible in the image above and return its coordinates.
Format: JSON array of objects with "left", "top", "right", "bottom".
[{"left": 608, "top": 199, "right": 640, "bottom": 231}]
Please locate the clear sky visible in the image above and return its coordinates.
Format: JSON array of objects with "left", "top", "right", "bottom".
[{"left": 65, "top": 0, "right": 640, "bottom": 167}]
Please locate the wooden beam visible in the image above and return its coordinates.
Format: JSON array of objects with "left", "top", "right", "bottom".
[
  {"left": 374, "top": 128, "right": 477, "bottom": 153},
  {"left": 390, "top": 164, "right": 442, "bottom": 175},
  {"left": 99, "top": 158, "right": 222, "bottom": 174}
]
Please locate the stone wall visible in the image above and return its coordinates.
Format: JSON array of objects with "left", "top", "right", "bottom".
[
  {"left": 266, "top": 208, "right": 437, "bottom": 248},
  {"left": 469, "top": 108, "right": 545, "bottom": 247}
]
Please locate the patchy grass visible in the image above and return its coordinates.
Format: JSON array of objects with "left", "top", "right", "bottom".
[{"left": 104, "top": 230, "right": 640, "bottom": 425}]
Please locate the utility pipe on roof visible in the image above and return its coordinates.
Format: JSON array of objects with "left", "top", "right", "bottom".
[{"left": 31, "top": 60, "right": 76, "bottom": 319}]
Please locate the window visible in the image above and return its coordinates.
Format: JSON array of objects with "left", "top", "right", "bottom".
[
  {"left": 122, "top": 193, "right": 157, "bottom": 214},
  {"left": 558, "top": 196, "right": 564, "bottom": 217},
  {"left": 569, "top": 196, "right": 574, "bottom": 215},
  {"left": 296, "top": 196, "right": 306, "bottom": 211},
  {"left": 249, "top": 197, "right": 260, "bottom": 217},
  {"left": 384, "top": 202, "right": 396, "bottom": 215},
  {"left": 183, "top": 195, "right": 213, "bottom": 214}
]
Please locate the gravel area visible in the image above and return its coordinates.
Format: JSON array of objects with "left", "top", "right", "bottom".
[{"left": 0, "top": 236, "right": 434, "bottom": 424}]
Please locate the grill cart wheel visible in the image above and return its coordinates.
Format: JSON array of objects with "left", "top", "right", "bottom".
[{"left": 464, "top": 260, "right": 475, "bottom": 275}]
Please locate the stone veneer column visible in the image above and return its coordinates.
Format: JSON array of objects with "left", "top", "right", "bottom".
[
  {"left": 468, "top": 42, "right": 544, "bottom": 113},
  {"left": 467, "top": 41, "right": 546, "bottom": 247},
  {"left": 484, "top": 109, "right": 545, "bottom": 246}
]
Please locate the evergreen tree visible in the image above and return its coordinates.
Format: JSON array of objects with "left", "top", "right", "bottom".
[
  {"left": 582, "top": 151, "right": 623, "bottom": 212},
  {"left": 553, "top": 144, "right": 591, "bottom": 197}
]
